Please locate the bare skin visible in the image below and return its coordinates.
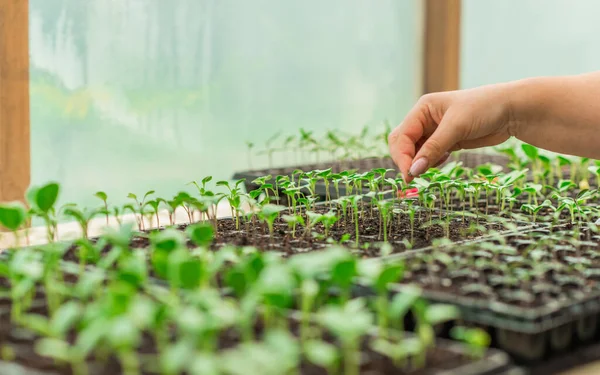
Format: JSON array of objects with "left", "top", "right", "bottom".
[{"left": 388, "top": 71, "right": 600, "bottom": 182}]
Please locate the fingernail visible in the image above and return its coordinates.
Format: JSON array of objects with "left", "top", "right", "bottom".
[{"left": 408, "top": 157, "right": 429, "bottom": 177}]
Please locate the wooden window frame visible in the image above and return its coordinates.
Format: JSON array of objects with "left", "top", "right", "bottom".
[
  {"left": 0, "top": 0, "right": 30, "bottom": 203},
  {"left": 423, "top": 0, "right": 461, "bottom": 94}
]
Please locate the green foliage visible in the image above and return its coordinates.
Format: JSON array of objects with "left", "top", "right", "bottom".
[
  {"left": 186, "top": 223, "right": 215, "bottom": 247},
  {"left": 0, "top": 202, "right": 27, "bottom": 232},
  {"left": 27, "top": 182, "right": 60, "bottom": 213}
]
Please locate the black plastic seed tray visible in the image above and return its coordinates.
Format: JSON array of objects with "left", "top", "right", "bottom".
[
  {"left": 232, "top": 152, "right": 510, "bottom": 200},
  {"left": 356, "top": 225, "right": 600, "bottom": 362}
]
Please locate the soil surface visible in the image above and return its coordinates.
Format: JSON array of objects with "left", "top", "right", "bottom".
[
  {"left": 62, "top": 204, "right": 519, "bottom": 266},
  {"left": 399, "top": 224, "right": 600, "bottom": 308}
]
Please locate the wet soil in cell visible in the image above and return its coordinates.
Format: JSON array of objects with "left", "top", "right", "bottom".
[
  {"left": 398, "top": 225, "right": 600, "bottom": 308},
  {"left": 61, "top": 203, "right": 520, "bottom": 266}
]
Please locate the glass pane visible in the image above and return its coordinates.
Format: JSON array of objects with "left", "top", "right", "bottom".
[
  {"left": 30, "top": 0, "right": 422, "bottom": 207},
  {"left": 461, "top": 0, "right": 600, "bottom": 88}
]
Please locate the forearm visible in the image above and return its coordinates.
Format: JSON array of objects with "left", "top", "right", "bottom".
[{"left": 507, "top": 72, "right": 600, "bottom": 159}]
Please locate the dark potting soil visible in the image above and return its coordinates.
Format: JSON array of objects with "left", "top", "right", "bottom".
[
  {"left": 61, "top": 204, "right": 517, "bottom": 268},
  {"left": 399, "top": 225, "right": 600, "bottom": 309}
]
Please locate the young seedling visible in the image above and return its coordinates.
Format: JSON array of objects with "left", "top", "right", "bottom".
[
  {"left": 412, "top": 301, "right": 460, "bottom": 368},
  {"left": 304, "top": 339, "right": 339, "bottom": 375},
  {"left": 521, "top": 199, "right": 555, "bottom": 223},
  {"left": 321, "top": 210, "right": 340, "bottom": 238},
  {"left": 251, "top": 175, "right": 275, "bottom": 204},
  {"left": 0, "top": 202, "right": 27, "bottom": 247},
  {"left": 361, "top": 261, "right": 405, "bottom": 336},
  {"left": 26, "top": 182, "right": 60, "bottom": 242},
  {"left": 216, "top": 179, "right": 246, "bottom": 230},
  {"left": 186, "top": 222, "right": 215, "bottom": 248},
  {"left": 522, "top": 143, "right": 541, "bottom": 184},
  {"left": 318, "top": 299, "right": 373, "bottom": 375},
  {"left": 112, "top": 206, "right": 124, "bottom": 226},
  {"left": 94, "top": 191, "right": 109, "bottom": 225},
  {"left": 282, "top": 214, "right": 305, "bottom": 238},
  {"left": 127, "top": 190, "right": 155, "bottom": 230},
  {"left": 144, "top": 199, "right": 162, "bottom": 229},
  {"left": 257, "top": 204, "right": 286, "bottom": 243},
  {"left": 62, "top": 206, "right": 102, "bottom": 239},
  {"left": 317, "top": 168, "right": 333, "bottom": 205},
  {"left": 450, "top": 326, "right": 491, "bottom": 359},
  {"left": 376, "top": 199, "right": 394, "bottom": 243},
  {"left": 349, "top": 195, "right": 362, "bottom": 247},
  {"left": 259, "top": 131, "right": 281, "bottom": 168},
  {"left": 305, "top": 211, "right": 325, "bottom": 238}
]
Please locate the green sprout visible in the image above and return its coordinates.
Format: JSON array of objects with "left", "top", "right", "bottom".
[
  {"left": 62, "top": 206, "right": 101, "bottom": 239},
  {"left": 26, "top": 182, "right": 60, "bottom": 242},
  {"left": 127, "top": 190, "right": 155, "bottom": 230},
  {"left": 282, "top": 214, "right": 304, "bottom": 238},
  {"left": 94, "top": 191, "right": 109, "bottom": 225},
  {"left": 450, "top": 326, "right": 491, "bottom": 359},
  {"left": 257, "top": 204, "right": 286, "bottom": 243},
  {"left": 0, "top": 202, "right": 27, "bottom": 247},
  {"left": 318, "top": 299, "right": 372, "bottom": 375}
]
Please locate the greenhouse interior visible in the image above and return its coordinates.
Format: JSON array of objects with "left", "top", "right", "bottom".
[{"left": 2, "top": 0, "right": 600, "bottom": 374}]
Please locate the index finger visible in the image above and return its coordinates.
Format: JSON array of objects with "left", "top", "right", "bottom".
[{"left": 388, "top": 108, "right": 430, "bottom": 182}]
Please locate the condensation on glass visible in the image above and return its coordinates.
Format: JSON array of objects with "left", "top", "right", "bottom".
[{"left": 30, "top": 0, "right": 422, "bottom": 206}]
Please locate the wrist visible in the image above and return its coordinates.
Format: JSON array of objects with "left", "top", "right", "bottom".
[{"left": 503, "top": 77, "right": 549, "bottom": 138}]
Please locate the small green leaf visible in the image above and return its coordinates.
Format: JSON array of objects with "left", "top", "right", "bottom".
[
  {"left": 94, "top": 191, "right": 108, "bottom": 201},
  {"left": 521, "top": 144, "right": 539, "bottom": 160},
  {"left": 375, "top": 263, "right": 404, "bottom": 293},
  {"left": 35, "top": 182, "right": 60, "bottom": 212},
  {"left": 425, "top": 304, "right": 460, "bottom": 325},
  {"left": 389, "top": 286, "right": 421, "bottom": 320},
  {"left": 118, "top": 251, "right": 148, "bottom": 287},
  {"left": 186, "top": 223, "right": 214, "bottom": 247},
  {"left": 151, "top": 248, "right": 170, "bottom": 280},
  {"left": 224, "top": 268, "right": 247, "bottom": 297},
  {"left": 151, "top": 229, "right": 185, "bottom": 252},
  {"left": 35, "top": 338, "right": 71, "bottom": 362},
  {"left": 161, "top": 339, "right": 194, "bottom": 374},
  {"left": 318, "top": 299, "right": 372, "bottom": 342},
  {"left": 304, "top": 340, "right": 338, "bottom": 369},
  {"left": 74, "top": 318, "right": 107, "bottom": 358},
  {"left": 189, "top": 352, "right": 219, "bottom": 375},
  {"left": 107, "top": 317, "right": 140, "bottom": 349},
  {"left": 0, "top": 202, "right": 27, "bottom": 231},
  {"left": 331, "top": 257, "right": 357, "bottom": 290},
  {"left": 22, "top": 314, "right": 51, "bottom": 336},
  {"left": 51, "top": 301, "right": 82, "bottom": 337},
  {"left": 257, "top": 264, "right": 295, "bottom": 309},
  {"left": 170, "top": 256, "right": 204, "bottom": 289}
]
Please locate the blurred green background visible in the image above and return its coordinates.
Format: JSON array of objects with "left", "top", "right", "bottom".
[
  {"left": 30, "top": 0, "right": 600, "bottom": 208},
  {"left": 29, "top": 0, "right": 422, "bottom": 208}
]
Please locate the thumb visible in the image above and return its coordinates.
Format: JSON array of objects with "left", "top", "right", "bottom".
[{"left": 408, "top": 117, "right": 462, "bottom": 178}]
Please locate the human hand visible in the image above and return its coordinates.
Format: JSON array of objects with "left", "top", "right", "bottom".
[{"left": 388, "top": 83, "right": 516, "bottom": 182}]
